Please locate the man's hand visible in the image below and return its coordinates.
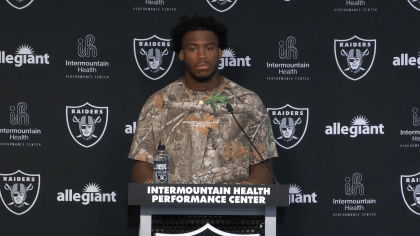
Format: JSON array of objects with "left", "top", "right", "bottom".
[
  {"left": 241, "top": 159, "right": 273, "bottom": 185},
  {"left": 131, "top": 160, "right": 153, "bottom": 183}
]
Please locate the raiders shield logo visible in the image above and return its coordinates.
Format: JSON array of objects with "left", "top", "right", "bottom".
[
  {"left": 133, "top": 35, "right": 175, "bottom": 81},
  {"left": 206, "top": 0, "right": 237, "bottom": 12},
  {"left": 157, "top": 171, "right": 168, "bottom": 183},
  {"left": 408, "top": 0, "right": 420, "bottom": 11},
  {"left": 267, "top": 104, "right": 309, "bottom": 149},
  {"left": 334, "top": 35, "right": 376, "bottom": 81},
  {"left": 401, "top": 171, "right": 420, "bottom": 215},
  {"left": 66, "top": 102, "right": 108, "bottom": 148},
  {"left": 0, "top": 170, "right": 40, "bottom": 215},
  {"left": 6, "top": 0, "right": 34, "bottom": 9}
]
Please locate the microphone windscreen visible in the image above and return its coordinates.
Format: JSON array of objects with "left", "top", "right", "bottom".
[{"left": 226, "top": 103, "right": 233, "bottom": 112}]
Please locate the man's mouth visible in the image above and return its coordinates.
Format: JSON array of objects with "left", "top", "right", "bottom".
[{"left": 196, "top": 63, "right": 210, "bottom": 69}]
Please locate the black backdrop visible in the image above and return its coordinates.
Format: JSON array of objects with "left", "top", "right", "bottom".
[{"left": 1, "top": 0, "right": 420, "bottom": 235}]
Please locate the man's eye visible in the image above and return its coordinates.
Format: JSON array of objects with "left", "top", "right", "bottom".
[
  {"left": 207, "top": 47, "right": 213, "bottom": 50},
  {"left": 189, "top": 48, "right": 196, "bottom": 51}
]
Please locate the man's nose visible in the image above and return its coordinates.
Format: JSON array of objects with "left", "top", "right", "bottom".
[{"left": 198, "top": 48, "right": 206, "bottom": 58}]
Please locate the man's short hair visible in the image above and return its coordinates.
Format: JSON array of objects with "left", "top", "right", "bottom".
[{"left": 170, "top": 15, "right": 229, "bottom": 53}]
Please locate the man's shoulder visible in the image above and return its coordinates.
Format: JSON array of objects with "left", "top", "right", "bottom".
[{"left": 223, "top": 77, "right": 264, "bottom": 105}]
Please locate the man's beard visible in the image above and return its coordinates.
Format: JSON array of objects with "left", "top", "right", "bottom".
[{"left": 186, "top": 66, "right": 218, "bottom": 83}]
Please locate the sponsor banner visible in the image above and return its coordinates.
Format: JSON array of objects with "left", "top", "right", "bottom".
[
  {"left": 133, "top": 35, "right": 175, "bottom": 80},
  {"left": 401, "top": 171, "right": 420, "bottom": 215},
  {"left": 218, "top": 48, "right": 251, "bottom": 70},
  {"left": 333, "top": 0, "right": 378, "bottom": 12},
  {"left": 334, "top": 35, "right": 376, "bottom": 81},
  {"left": 128, "top": 184, "right": 289, "bottom": 206},
  {"left": 206, "top": 0, "right": 237, "bottom": 12},
  {"left": 0, "top": 170, "right": 40, "bottom": 215},
  {"left": 266, "top": 36, "right": 310, "bottom": 81},
  {"left": 0, "top": 102, "right": 42, "bottom": 147},
  {"left": 65, "top": 34, "right": 110, "bottom": 79},
  {"left": 0, "top": 44, "right": 50, "bottom": 67},
  {"left": 57, "top": 183, "right": 117, "bottom": 205},
  {"left": 332, "top": 173, "right": 377, "bottom": 217},
  {"left": 267, "top": 104, "right": 308, "bottom": 149},
  {"left": 66, "top": 102, "right": 108, "bottom": 148},
  {"left": 125, "top": 121, "right": 137, "bottom": 134},
  {"left": 325, "top": 115, "right": 384, "bottom": 138},
  {"left": 289, "top": 184, "right": 317, "bottom": 204},
  {"left": 392, "top": 51, "right": 420, "bottom": 69},
  {"left": 6, "top": 0, "right": 33, "bottom": 9},
  {"left": 133, "top": 0, "right": 177, "bottom": 12},
  {"left": 400, "top": 108, "right": 420, "bottom": 148}
]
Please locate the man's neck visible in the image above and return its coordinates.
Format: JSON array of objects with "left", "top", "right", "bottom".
[{"left": 182, "top": 71, "right": 222, "bottom": 92}]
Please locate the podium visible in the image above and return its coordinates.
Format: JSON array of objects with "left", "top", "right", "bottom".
[{"left": 128, "top": 184, "right": 289, "bottom": 236}]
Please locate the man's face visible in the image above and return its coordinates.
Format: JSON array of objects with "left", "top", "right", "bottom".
[
  {"left": 179, "top": 30, "right": 222, "bottom": 82},
  {"left": 13, "top": 191, "right": 24, "bottom": 204},
  {"left": 81, "top": 124, "right": 93, "bottom": 137},
  {"left": 281, "top": 126, "right": 293, "bottom": 138}
]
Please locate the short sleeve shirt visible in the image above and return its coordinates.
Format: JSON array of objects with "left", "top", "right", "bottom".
[{"left": 128, "top": 77, "right": 278, "bottom": 184}]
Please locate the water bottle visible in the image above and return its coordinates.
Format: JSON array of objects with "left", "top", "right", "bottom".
[{"left": 153, "top": 144, "right": 169, "bottom": 184}]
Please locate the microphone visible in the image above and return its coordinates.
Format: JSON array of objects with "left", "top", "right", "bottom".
[{"left": 225, "top": 103, "right": 279, "bottom": 185}]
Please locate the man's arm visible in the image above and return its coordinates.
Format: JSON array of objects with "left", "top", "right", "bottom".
[
  {"left": 131, "top": 160, "right": 153, "bottom": 183},
  {"left": 243, "top": 159, "right": 273, "bottom": 185}
]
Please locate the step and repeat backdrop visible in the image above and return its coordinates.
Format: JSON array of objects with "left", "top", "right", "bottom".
[{"left": 1, "top": 0, "right": 420, "bottom": 235}]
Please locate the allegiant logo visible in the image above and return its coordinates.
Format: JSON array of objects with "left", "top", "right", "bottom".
[{"left": 0, "top": 45, "right": 50, "bottom": 67}]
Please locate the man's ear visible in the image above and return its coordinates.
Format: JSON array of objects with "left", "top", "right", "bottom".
[
  {"left": 218, "top": 48, "right": 222, "bottom": 59},
  {"left": 179, "top": 49, "right": 184, "bottom": 61}
]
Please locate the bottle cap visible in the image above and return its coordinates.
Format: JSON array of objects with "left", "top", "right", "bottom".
[{"left": 158, "top": 145, "right": 165, "bottom": 150}]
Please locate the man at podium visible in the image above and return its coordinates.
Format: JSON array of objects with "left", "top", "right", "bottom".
[{"left": 129, "top": 15, "right": 278, "bottom": 185}]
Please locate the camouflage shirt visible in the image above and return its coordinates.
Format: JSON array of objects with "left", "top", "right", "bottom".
[{"left": 128, "top": 77, "right": 278, "bottom": 184}]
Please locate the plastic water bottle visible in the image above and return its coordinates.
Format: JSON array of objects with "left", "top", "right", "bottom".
[{"left": 153, "top": 144, "right": 169, "bottom": 184}]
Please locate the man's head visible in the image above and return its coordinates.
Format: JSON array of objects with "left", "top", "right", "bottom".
[
  {"left": 279, "top": 117, "right": 295, "bottom": 139},
  {"left": 414, "top": 184, "right": 420, "bottom": 206},
  {"left": 170, "top": 15, "right": 229, "bottom": 82},
  {"left": 347, "top": 49, "right": 363, "bottom": 72},
  {"left": 79, "top": 116, "right": 95, "bottom": 139},
  {"left": 10, "top": 183, "right": 27, "bottom": 206}
]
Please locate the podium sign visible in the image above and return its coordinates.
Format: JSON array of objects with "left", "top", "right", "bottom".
[{"left": 128, "top": 184, "right": 289, "bottom": 207}]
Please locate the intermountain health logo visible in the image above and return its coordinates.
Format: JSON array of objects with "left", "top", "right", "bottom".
[
  {"left": 0, "top": 102, "right": 42, "bottom": 147},
  {"left": 6, "top": 0, "right": 33, "bottom": 9},
  {"left": 66, "top": 102, "right": 108, "bottom": 148},
  {"left": 333, "top": 0, "right": 378, "bottom": 12},
  {"left": 289, "top": 184, "right": 317, "bottom": 204},
  {"left": 401, "top": 171, "right": 420, "bottom": 215},
  {"left": 134, "top": 35, "right": 175, "bottom": 80},
  {"left": 57, "top": 183, "right": 117, "bottom": 205},
  {"left": 207, "top": 0, "right": 237, "bottom": 12},
  {"left": 65, "top": 34, "right": 110, "bottom": 79},
  {"left": 133, "top": 0, "right": 177, "bottom": 12},
  {"left": 332, "top": 173, "right": 377, "bottom": 217},
  {"left": 408, "top": 0, "right": 420, "bottom": 11},
  {"left": 334, "top": 35, "right": 376, "bottom": 81},
  {"left": 267, "top": 104, "right": 308, "bottom": 149},
  {"left": 0, "top": 44, "right": 50, "bottom": 67},
  {"left": 267, "top": 37, "right": 310, "bottom": 81},
  {"left": 0, "top": 170, "right": 40, "bottom": 215},
  {"left": 218, "top": 48, "right": 251, "bottom": 70},
  {"left": 325, "top": 115, "right": 384, "bottom": 137},
  {"left": 400, "top": 108, "right": 420, "bottom": 148}
]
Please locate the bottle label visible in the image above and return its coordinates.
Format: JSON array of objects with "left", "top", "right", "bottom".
[{"left": 154, "top": 160, "right": 168, "bottom": 183}]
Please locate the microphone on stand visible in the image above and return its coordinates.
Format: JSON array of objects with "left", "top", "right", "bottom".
[{"left": 225, "top": 103, "right": 279, "bottom": 185}]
